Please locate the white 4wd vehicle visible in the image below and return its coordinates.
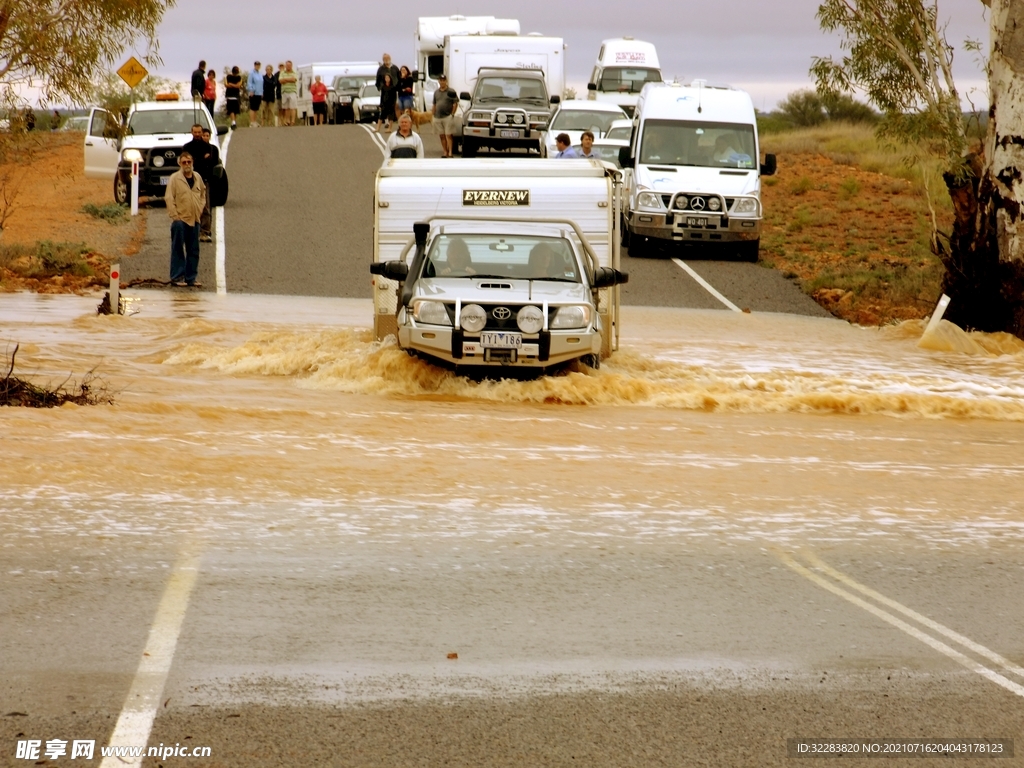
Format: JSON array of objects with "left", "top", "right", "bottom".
[{"left": 83, "top": 98, "right": 228, "bottom": 205}]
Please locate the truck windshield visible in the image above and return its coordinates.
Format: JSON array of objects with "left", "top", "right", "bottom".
[
  {"left": 551, "top": 109, "right": 623, "bottom": 134},
  {"left": 598, "top": 68, "right": 661, "bottom": 94},
  {"left": 475, "top": 77, "right": 547, "bottom": 103},
  {"left": 128, "top": 109, "right": 211, "bottom": 135},
  {"left": 639, "top": 120, "right": 756, "bottom": 169},
  {"left": 425, "top": 234, "right": 580, "bottom": 282}
]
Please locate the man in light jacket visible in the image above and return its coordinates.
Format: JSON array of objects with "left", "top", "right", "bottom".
[
  {"left": 166, "top": 151, "right": 206, "bottom": 287},
  {"left": 385, "top": 114, "right": 424, "bottom": 159}
]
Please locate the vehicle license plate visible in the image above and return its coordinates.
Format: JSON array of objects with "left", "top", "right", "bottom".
[
  {"left": 686, "top": 216, "right": 708, "bottom": 227},
  {"left": 499, "top": 129, "right": 520, "bottom": 138},
  {"left": 480, "top": 332, "right": 522, "bottom": 349},
  {"left": 160, "top": 176, "right": 171, "bottom": 185}
]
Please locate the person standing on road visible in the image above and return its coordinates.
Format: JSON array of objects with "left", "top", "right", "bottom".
[
  {"left": 279, "top": 61, "right": 298, "bottom": 127},
  {"left": 191, "top": 60, "right": 207, "bottom": 100},
  {"left": 224, "top": 66, "right": 243, "bottom": 129},
  {"left": 182, "top": 123, "right": 220, "bottom": 243},
  {"left": 554, "top": 133, "right": 578, "bottom": 158},
  {"left": 166, "top": 151, "right": 206, "bottom": 288},
  {"left": 397, "top": 66, "right": 415, "bottom": 115},
  {"left": 247, "top": 61, "right": 264, "bottom": 127},
  {"left": 203, "top": 69, "right": 217, "bottom": 117},
  {"left": 310, "top": 74, "right": 328, "bottom": 126},
  {"left": 261, "top": 64, "right": 278, "bottom": 127},
  {"left": 385, "top": 114, "right": 424, "bottom": 158},
  {"left": 375, "top": 73, "right": 397, "bottom": 133},
  {"left": 432, "top": 74, "right": 458, "bottom": 158},
  {"left": 375, "top": 54, "right": 400, "bottom": 129}
]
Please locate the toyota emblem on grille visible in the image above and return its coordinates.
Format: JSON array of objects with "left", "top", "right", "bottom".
[
  {"left": 492, "top": 307, "right": 511, "bottom": 320},
  {"left": 690, "top": 196, "right": 706, "bottom": 211},
  {"left": 165, "top": 151, "right": 176, "bottom": 158}
]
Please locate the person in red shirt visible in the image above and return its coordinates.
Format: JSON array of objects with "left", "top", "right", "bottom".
[{"left": 310, "top": 75, "right": 328, "bottom": 126}]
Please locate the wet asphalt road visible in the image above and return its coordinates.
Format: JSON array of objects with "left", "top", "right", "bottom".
[{"left": 120, "top": 122, "right": 829, "bottom": 317}]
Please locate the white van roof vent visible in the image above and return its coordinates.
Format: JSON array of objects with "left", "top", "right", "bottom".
[{"left": 485, "top": 18, "right": 521, "bottom": 35}]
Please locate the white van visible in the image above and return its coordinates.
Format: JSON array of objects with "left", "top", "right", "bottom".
[
  {"left": 620, "top": 80, "right": 776, "bottom": 261},
  {"left": 414, "top": 16, "right": 520, "bottom": 111},
  {"left": 587, "top": 38, "right": 662, "bottom": 116},
  {"left": 296, "top": 63, "right": 371, "bottom": 125},
  {"left": 370, "top": 158, "right": 627, "bottom": 367}
]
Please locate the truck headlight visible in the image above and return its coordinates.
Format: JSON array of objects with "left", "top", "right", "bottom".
[
  {"left": 733, "top": 197, "right": 759, "bottom": 215},
  {"left": 460, "top": 304, "right": 487, "bottom": 333},
  {"left": 122, "top": 149, "right": 143, "bottom": 163},
  {"left": 636, "top": 191, "right": 664, "bottom": 210},
  {"left": 551, "top": 306, "right": 590, "bottom": 329},
  {"left": 516, "top": 305, "right": 544, "bottom": 333},
  {"left": 412, "top": 301, "right": 451, "bottom": 326}
]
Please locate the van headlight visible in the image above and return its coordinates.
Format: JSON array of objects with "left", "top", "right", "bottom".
[
  {"left": 636, "top": 191, "right": 664, "bottom": 210},
  {"left": 459, "top": 304, "right": 488, "bottom": 332},
  {"left": 733, "top": 197, "right": 759, "bottom": 215},
  {"left": 551, "top": 306, "right": 590, "bottom": 329},
  {"left": 516, "top": 305, "right": 544, "bottom": 333},
  {"left": 412, "top": 301, "right": 451, "bottom": 326},
  {"left": 122, "top": 149, "right": 143, "bottom": 163}
]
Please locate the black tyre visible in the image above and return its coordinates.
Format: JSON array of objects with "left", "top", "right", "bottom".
[
  {"left": 113, "top": 170, "right": 130, "bottom": 206},
  {"left": 461, "top": 138, "right": 476, "bottom": 158},
  {"left": 620, "top": 218, "right": 631, "bottom": 248},
  {"left": 452, "top": 137, "right": 462, "bottom": 155},
  {"left": 579, "top": 354, "right": 600, "bottom": 370},
  {"left": 738, "top": 239, "right": 760, "bottom": 263},
  {"left": 627, "top": 234, "right": 647, "bottom": 258}
]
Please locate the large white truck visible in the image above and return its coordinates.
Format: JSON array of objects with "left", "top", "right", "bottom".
[
  {"left": 370, "top": 159, "right": 627, "bottom": 369},
  {"left": 620, "top": 80, "right": 777, "bottom": 261},
  {"left": 586, "top": 37, "right": 662, "bottom": 116},
  {"left": 414, "top": 16, "right": 521, "bottom": 111}
]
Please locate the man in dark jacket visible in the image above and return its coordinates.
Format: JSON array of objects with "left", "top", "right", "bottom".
[
  {"left": 181, "top": 123, "right": 219, "bottom": 242},
  {"left": 191, "top": 60, "right": 207, "bottom": 99},
  {"left": 375, "top": 53, "right": 399, "bottom": 92}
]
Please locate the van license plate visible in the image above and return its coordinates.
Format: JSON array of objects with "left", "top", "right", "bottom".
[
  {"left": 499, "top": 129, "right": 520, "bottom": 138},
  {"left": 480, "top": 332, "right": 522, "bottom": 349},
  {"left": 160, "top": 176, "right": 171, "bottom": 185},
  {"left": 686, "top": 217, "right": 708, "bottom": 227}
]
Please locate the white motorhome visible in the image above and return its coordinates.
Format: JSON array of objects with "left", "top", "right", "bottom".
[
  {"left": 296, "top": 63, "right": 372, "bottom": 125},
  {"left": 414, "top": 16, "right": 520, "bottom": 111},
  {"left": 370, "top": 159, "right": 627, "bottom": 368},
  {"left": 620, "top": 80, "right": 776, "bottom": 261},
  {"left": 587, "top": 38, "right": 662, "bottom": 116}
]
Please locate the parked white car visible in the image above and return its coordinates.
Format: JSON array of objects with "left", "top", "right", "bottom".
[
  {"left": 540, "top": 100, "right": 626, "bottom": 158},
  {"left": 605, "top": 118, "right": 633, "bottom": 141},
  {"left": 583, "top": 138, "right": 629, "bottom": 167},
  {"left": 352, "top": 82, "right": 381, "bottom": 123}
]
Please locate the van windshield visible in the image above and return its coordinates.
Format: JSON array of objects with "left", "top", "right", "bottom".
[
  {"left": 128, "top": 109, "right": 212, "bottom": 135},
  {"left": 598, "top": 67, "right": 661, "bottom": 94},
  {"left": 427, "top": 55, "right": 445, "bottom": 78},
  {"left": 639, "top": 120, "right": 756, "bottom": 169}
]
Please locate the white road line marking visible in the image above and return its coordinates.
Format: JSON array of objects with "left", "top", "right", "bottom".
[
  {"left": 360, "top": 123, "right": 388, "bottom": 155},
  {"left": 99, "top": 549, "right": 203, "bottom": 768},
  {"left": 779, "top": 552, "right": 1024, "bottom": 699},
  {"left": 671, "top": 258, "right": 741, "bottom": 312},
  {"left": 214, "top": 131, "right": 232, "bottom": 295},
  {"left": 804, "top": 552, "right": 1024, "bottom": 679}
]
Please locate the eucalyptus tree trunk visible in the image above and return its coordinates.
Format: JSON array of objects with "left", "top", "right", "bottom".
[{"left": 943, "top": 0, "right": 1024, "bottom": 335}]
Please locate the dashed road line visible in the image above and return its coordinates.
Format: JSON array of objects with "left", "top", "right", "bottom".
[
  {"left": 99, "top": 548, "right": 203, "bottom": 768},
  {"left": 214, "top": 131, "right": 232, "bottom": 295},
  {"left": 779, "top": 551, "right": 1024, "bottom": 699},
  {"left": 671, "top": 258, "right": 741, "bottom": 312}
]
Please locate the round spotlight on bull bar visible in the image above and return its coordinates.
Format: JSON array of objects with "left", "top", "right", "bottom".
[
  {"left": 708, "top": 197, "right": 722, "bottom": 212},
  {"left": 497, "top": 113, "right": 507, "bottom": 124},
  {"left": 516, "top": 305, "right": 544, "bottom": 333},
  {"left": 460, "top": 304, "right": 487, "bottom": 333},
  {"left": 675, "top": 195, "right": 688, "bottom": 210},
  {"left": 513, "top": 114, "right": 524, "bottom": 124},
  {"left": 152, "top": 155, "right": 165, "bottom": 167}
]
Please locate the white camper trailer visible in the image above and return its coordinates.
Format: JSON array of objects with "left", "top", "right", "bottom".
[
  {"left": 414, "top": 16, "right": 521, "bottom": 111},
  {"left": 587, "top": 38, "right": 662, "bottom": 116}
]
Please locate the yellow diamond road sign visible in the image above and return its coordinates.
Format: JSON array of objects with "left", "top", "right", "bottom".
[{"left": 117, "top": 57, "right": 148, "bottom": 89}]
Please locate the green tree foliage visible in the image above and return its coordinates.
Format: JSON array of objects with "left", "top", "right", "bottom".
[
  {"left": 778, "top": 89, "right": 827, "bottom": 127},
  {"left": 89, "top": 71, "right": 183, "bottom": 122},
  {"left": 0, "top": 0, "right": 176, "bottom": 108}
]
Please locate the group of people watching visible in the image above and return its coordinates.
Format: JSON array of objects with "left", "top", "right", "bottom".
[{"left": 190, "top": 59, "right": 301, "bottom": 129}]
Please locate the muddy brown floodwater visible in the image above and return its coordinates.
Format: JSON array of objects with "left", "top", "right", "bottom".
[{"left": 2, "top": 290, "right": 1024, "bottom": 766}]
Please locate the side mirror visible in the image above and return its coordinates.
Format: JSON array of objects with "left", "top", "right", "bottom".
[
  {"left": 459, "top": 91, "right": 471, "bottom": 101},
  {"left": 587, "top": 83, "right": 597, "bottom": 91},
  {"left": 216, "top": 125, "right": 229, "bottom": 136},
  {"left": 592, "top": 266, "right": 628, "bottom": 289},
  {"left": 761, "top": 153, "right": 777, "bottom": 176},
  {"left": 370, "top": 261, "right": 410, "bottom": 281},
  {"left": 618, "top": 146, "right": 634, "bottom": 169},
  {"left": 549, "top": 95, "right": 560, "bottom": 105}
]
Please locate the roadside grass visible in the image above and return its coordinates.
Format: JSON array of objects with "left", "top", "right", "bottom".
[
  {"left": 759, "top": 123, "right": 949, "bottom": 324},
  {"left": 81, "top": 202, "right": 129, "bottom": 223},
  {"left": 0, "top": 240, "right": 108, "bottom": 283}
]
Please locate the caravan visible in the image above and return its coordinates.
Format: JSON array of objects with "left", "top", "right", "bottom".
[
  {"left": 414, "top": 16, "right": 520, "bottom": 111},
  {"left": 587, "top": 38, "right": 662, "bottom": 116},
  {"left": 296, "top": 63, "right": 373, "bottom": 125},
  {"left": 620, "top": 81, "right": 777, "bottom": 261}
]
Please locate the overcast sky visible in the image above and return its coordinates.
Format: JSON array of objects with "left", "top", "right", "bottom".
[{"left": 125, "top": 1, "right": 989, "bottom": 109}]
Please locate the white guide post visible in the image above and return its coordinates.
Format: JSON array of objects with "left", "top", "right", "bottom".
[
  {"left": 109, "top": 263, "right": 120, "bottom": 315},
  {"left": 130, "top": 160, "right": 139, "bottom": 216}
]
